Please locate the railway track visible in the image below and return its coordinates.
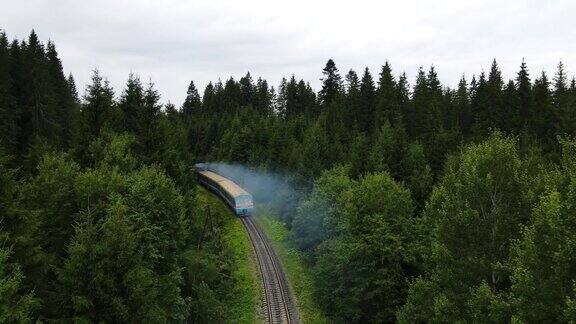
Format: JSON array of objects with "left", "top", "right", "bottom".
[{"left": 241, "top": 216, "right": 299, "bottom": 324}]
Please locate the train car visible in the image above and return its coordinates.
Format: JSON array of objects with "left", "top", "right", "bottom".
[{"left": 196, "top": 168, "right": 254, "bottom": 216}]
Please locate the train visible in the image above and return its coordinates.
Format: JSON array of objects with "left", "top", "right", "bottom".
[{"left": 196, "top": 166, "right": 254, "bottom": 216}]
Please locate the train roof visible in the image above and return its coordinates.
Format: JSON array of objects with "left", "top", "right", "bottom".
[{"left": 198, "top": 170, "right": 252, "bottom": 198}]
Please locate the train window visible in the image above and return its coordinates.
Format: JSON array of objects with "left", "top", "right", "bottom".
[{"left": 236, "top": 195, "right": 252, "bottom": 206}]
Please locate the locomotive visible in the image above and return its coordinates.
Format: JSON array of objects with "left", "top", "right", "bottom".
[{"left": 196, "top": 166, "right": 254, "bottom": 216}]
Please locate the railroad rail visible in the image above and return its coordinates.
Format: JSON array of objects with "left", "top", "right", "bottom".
[{"left": 242, "top": 216, "right": 299, "bottom": 324}]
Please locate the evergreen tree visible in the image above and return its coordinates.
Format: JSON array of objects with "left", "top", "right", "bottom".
[
  {"left": 239, "top": 72, "right": 255, "bottom": 107},
  {"left": 455, "top": 76, "right": 472, "bottom": 135},
  {"left": 358, "top": 67, "right": 376, "bottom": 133},
  {"left": 502, "top": 79, "right": 519, "bottom": 134},
  {"left": 531, "top": 72, "right": 557, "bottom": 149},
  {"left": 0, "top": 248, "right": 37, "bottom": 322},
  {"left": 67, "top": 74, "right": 80, "bottom": 104},
  {"left": 554, "top": 61, "right": 575, "bottom": 135},
  {"left": 318, "top": 59, "right": 342, "bottom": 107},
  {"left": 516, "top": 59, "right": 532, "bottom": 132},
  {"left": 46, "top": 41, "right": 77, "bottom": 148},
  {"left": 255, "top": 77, "right": 273, "bottom": 115},
  {"left": 396, "top": 72, "right": 410, "bottom": 128},
  {"left": 76, "top": 70, "right": 115, "bottom": 164},
  {"left": 16, "top": 31, "right": 59, "bottom": 155},
  {"left": 406, "top": 67, "right": 427, "bottom": 137},
  {"left": 345, "top": 70, "right": 360, "bottom": 130},
  {"left": 489, "top": 60, "right": 505, "bottom": 124},
  {"left": 471, "top": 72, "right": 490, "bottom": 137},
  {"left": 375, "top": 62, "right": 399, "bottom": 126},
  {"left": 181, "top": 80, "right": 201, "bottom": 117},
  {"left": 0, "top": 31, "right": 17, "bottom": 154},
  {"left": 119, "top": 73, "right": 144, "bottom": 133},
  {"left": 139, "top": 80, "right": 163, "bottom": 160}
]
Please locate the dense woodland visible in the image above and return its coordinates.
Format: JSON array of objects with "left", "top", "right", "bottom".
[{"left": 2, "top": 30, "right": 576, "bottom": 323}]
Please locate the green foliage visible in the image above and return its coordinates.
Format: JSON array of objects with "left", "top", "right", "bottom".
[
  {"left": 296, "top": 168, "right": 417, "bottom": 323},
  {"left": 509, "top": 137, "right": 576, "bottom": 322},
  {"left": 0, "top": 248, "right": 37, "bottom": 323},
  {"left": 59, "top": 166, "right": 188, "bottom": 322},
  {"left": 400, "top": 133, "right": 529, "bottom": 322}
]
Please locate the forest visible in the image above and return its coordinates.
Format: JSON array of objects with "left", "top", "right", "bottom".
[{"left": 2, "top": 29, "right": 576, "bottom": 323}]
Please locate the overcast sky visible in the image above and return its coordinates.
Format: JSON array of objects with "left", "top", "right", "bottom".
[{"left": 2, "top": 0, "right": 575, "bottom": 106}]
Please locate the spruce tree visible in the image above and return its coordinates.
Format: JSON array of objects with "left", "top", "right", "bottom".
[
  {"left": 181, "top": 80, "right": 201, "bottom": 117},
  {"left": 202, "top": 82, "right": 217, "bottom": 115},
  {"left": 239, "top": 72, "right": 255, "bottom": 107},
  {"left": 46, "top": 41, "right": 77, "bottom": 147},
  {"left": 553, "top": 61, "right": 574, "bottom": 134},
  {"left": 408, "top": 67, "right": 429, "bottom": 138},
  {"left": 502, "top": 80, "right": 519, "bottom": 134},
  {"left": 396, "top": 72, "right": 410, "bottom": 128},
  {"left": 118, "top": 73, "right": 144, "bottom": 134},
  {"left": 0, "top": 31, "right": 17, "bottom": 154},
  {"left": 255, "top": 77, "right": 273, "bottom": 115},
  {"left": 426, "top": 66, "right": 444, "bottom": 131},
  {"left": 487, "top": 60, "right": 505, "bottom": 130},
  {"left": 532, "top": 72, "right": 557, "bottom": 150},
  {"left": 345, "top": 70, "right": 360, "bottom": 130},
  {"left": 516, "top": 59, "right": 532, "bottom": 132},
  {"left": 77, "top": 70, "right": 115, "bottom": 163},
  {"left": 471, "top": 72, "right": 490, "bottom": 137},
  {"left": 358, "top": 67, "right": 376, "bottom": 133},
  {"left": 16, "top": 30, "right": 59, "bottom": 155},
  {"left": 67, "top": 74, "right": 80, "bottom": 104},
  {"left": 455, "top": 76, "right": 472, "bottom": 135},
  {"left": 139, "top": 80, "right": 162, "bottom": 160},
  {"left": 318, "top": 59, "right": 342, "bottom": 107},
  {"left": 376, "top": 62, "right": 398, "bottom": 126}
]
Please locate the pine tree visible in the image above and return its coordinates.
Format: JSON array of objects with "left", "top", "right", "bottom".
[
  {"left": 376, "top": 62, "right": 399, "bottom": 126},
  {"left": 202, "top": 82, "right": 217, "bottom": 115},
  {"left": 297, "top": 80, "right": 317, "bottom": 118},
  {"left": 318, "top": 59, "right": 342, "bottom": 107},
  {"left": 516, "top": 59, "right": 532, "bottom": 132},
  {"left": 46, "top": 41, "right": 77, "bottom": 147},
  {"left": 67, "top": 74, "right": 80, "bottom": 104},
  {"left": 239, "top": 72, "right": 255, "bottom": 107},
  {"left": 0, "top": 31, "right": 17, "bottom": 154},
  {"left": 487, "top": 60, "right": 505, "bottom": 130},
  {"left": 455, "top": 76, "right": 472, "bottom": 135},
  {"left": 119, "top": 73, "right": 144, "bottom": 134},
  {"left": 345, "top": 70, "right": 360, "bottom": 130},
  {"left": 255, "top": 77, "right": 273, "bottom": 115},
  {"left": 471, "top": 72, "right": 490, "bottom": 137},
  {"left": 139, "top": 80, "right": 163, "bottom": 160},
  {"left": 553, "top": 61, "right": 575, "bottom": 134},
  {"left": 408, "top": 67, "right": 429, "bottom": 138},
  {"left": 181, "top": 80, "right": 201, "bottom": 117},
  {"left": 284, "top": 75, "right": 299, "bottom": 118},
  {"left": 426, "top": 66, "right": 444, "bottom": 131},
  {"left": 16, "top": 30, "right": 59, "bottom": 155},
  {"left": 77, "top": 70, "right": 115, "bottom": 163},
  {"left": 502, "top": 80, "right": 519, "bottom": 134},
  {"left": 532, "top": 72, "right": 557, "bottom": 149},
  {"left": 358, "top": 67, "right": 376, "bottom": 133},
  {"left": 397, "top": 72, "right": 410, "bottom": 128},
  {"left": 276, "top": 77, "right": 288, "bottom": 116}
]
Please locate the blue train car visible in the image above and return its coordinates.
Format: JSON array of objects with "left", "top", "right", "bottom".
[{"left": 196, "top": 169, "right": 254, "bottom": 216}]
